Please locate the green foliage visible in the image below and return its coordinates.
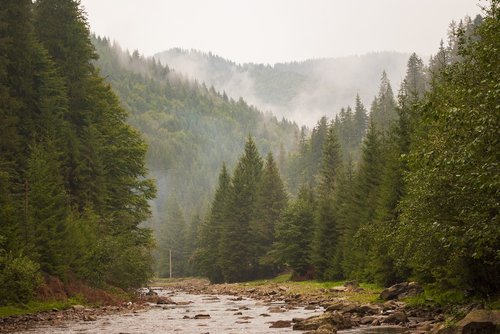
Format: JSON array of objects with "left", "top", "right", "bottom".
[
  {"left": 219, "top": 137, "right": 263, "bottom": 282},
  {"left": 0, "top": 297, "right": 85, "bottom": 318},
  {"left": 0, "top": 0, "right": 156, "bottom": 304},
  {"left": 370, "top": 71, "right": 397, "bottom": 132},
  {"left": 311, "top": 124, "right": 343, "bottom": 280},
  {"left": 251, "top": 153, "right": 288, "bottom": 274},
  {"left": 194, "top": 165, "right": 231, "bottom": 283},
  {"left": 0, "top": 252, "right": 41, "bottom": 305},
  {"left": 272, "top": 187, "right": 315, "bottom": 276},
  {"left": 397, "top": 2, "right": 500, "bottom": 295}
]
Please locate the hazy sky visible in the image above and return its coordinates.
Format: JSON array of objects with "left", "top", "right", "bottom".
[{"left": 80, "top": 0, "right": 483, "bottom": 64}]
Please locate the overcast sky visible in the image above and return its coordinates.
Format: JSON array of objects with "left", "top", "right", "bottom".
[{"left": 80, "top": 0, "right": 483, "bottom": 64}]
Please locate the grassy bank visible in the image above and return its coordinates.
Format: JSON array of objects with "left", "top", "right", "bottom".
[
  {"left": 151, "top": 274, "right": 384, "bottom": 304},
  {"left": 0, "top": 297, "right": 85, "bottom": 318}
]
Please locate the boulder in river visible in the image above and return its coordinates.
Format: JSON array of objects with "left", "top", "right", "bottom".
[
  {"left": 293, "top": 311, "right": 352, "bottom": 331},
  {"left": 304, "top": 324, "right": 338, "bottom": 334},
  {"left": 194, "top": 314, "right": 211, "bottom": 319},
  {"left": 156, "top": 296, "right": 176, "bottom": 305},
  {"left": 434, "top": 310, "right": 500, "bottom": 334},
  {"left": 269, "top": 320, "right": 292, "bottom": 328},
  {"left": 380, "top": 281, "right": 423, "bottom": 300},
  {"left": 381, "top": 310, "right": 409, "bottom": 324}
]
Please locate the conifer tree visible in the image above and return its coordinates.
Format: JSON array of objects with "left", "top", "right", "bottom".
[
  {"left": 219, "top": 137, "right": 263, "bottom": 282},
  {"left": 25, "top": 140, "right": 71, "bottom": 277},
  {"left": 195, "top": 164, "right": 230, "bottom": 283},
  {"left": 341, "top": 122, "right": 384, "bottom": 280},
  {"left": 272, "top": 186, "right": 315, "bottom": 278},
  {"left": 398, "top": 2, "right": 500, "bottom": 294},
  {"left": 251, "top": 152, "right": 287, "bottom": 275},
  {"left": 311, "top": 124, "right": 343, "bottom": 280},
  {"left": 353, "top": 94, "right": 368, "bottom": 146},
  {"left": 370, "top": 71, "right": 397, "bottom": 132}
]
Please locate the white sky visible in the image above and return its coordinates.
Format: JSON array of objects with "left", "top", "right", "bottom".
[{"left": 80, "top": 0, "right": 483, "bottom": 64}]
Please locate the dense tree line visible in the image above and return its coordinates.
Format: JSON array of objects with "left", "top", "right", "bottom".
[
  {"left": 0, "top": 0, "right": 155, "bottom": 304},
  {"left": 92, "top": 35, "right": 300, "bottom": 278},
  {"left": 194, "top": 138, "right": 287, "bottom": 282},
  {"left": 196, "top": 3, "right": 499, "bottom": 299}
]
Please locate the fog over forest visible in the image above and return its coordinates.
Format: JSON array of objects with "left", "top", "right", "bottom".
[
  {"left": 1, "top": 2, "right": 497, "bottom": 332},
  {"left": 154, "top": 49, "right": 410, "bottom": 126}
]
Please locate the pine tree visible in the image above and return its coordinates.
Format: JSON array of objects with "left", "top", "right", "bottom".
[
  {"left": 272, "top": 186, "right": 315, "bottom": 278},
  {"left": 370, "top": 71, "right": 397, "bottom": 132},
  {"left": 195, "top": 164, "right": 230, "bottom": 283},
  {"left": 25, "top": 140, "right": 71, "bottom": 277},
  {"left": 341, "top": 122, "right": 384, "bottom": 280},
  {"left": 353, "top": 94, "right": 368, "bottom": 147},
  {"left": 311, "top": 123, "right": 343, "bottom": 280},
  {"left": 251, "top": 152, "right": 287, "bottom": 276},
  {"left": 219, "top": 137, "right": 263, "bottom": 282}
]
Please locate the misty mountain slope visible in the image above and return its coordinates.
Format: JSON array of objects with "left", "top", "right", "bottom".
[
  {"left": 92, "top": 36, "right": 299, "bottom": 226},
  {"left": 154, "top": 48, "right": 410, "bottom": 125}
]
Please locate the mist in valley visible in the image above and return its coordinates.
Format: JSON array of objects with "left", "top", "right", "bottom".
[{"left": 154, "top": 49, "right": 411, "bottom": 126}]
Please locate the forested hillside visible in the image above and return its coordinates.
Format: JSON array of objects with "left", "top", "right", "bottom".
[
  {"left": 1, "top": 0, "right": 497, "bottom": 314},
  {"left": 195, "top": 7, "right": 499, "bottom": 300},
  {"left": 154, "top": 49, "right": 409, "bottom": 125},
  {"left": 0, "top": 0, "right": 155, "bottom": 304},
  {"left": 92, "top": 38, "right": 300, "bottom": 277}
]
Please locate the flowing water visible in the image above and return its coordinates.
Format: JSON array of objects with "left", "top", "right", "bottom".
[{"left": 17, "top": 288, "right": 407, "bottom": 334}]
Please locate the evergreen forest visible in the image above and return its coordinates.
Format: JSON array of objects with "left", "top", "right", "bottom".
[{"left": 0, "top": 0, "right": 498, "bottom": 311}]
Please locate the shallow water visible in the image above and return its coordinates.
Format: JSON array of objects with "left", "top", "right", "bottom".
[{"left": 18, "top": 288, "right": 407, "bottom": 334}]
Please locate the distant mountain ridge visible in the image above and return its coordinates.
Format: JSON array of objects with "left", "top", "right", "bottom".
[{"left": 154, "top": 49, "right": 411, "bottom": 125}]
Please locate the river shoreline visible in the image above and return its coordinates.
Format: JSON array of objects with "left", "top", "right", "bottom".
[{"left": 0, "top": 278, "right": 491, "bottom": 333}]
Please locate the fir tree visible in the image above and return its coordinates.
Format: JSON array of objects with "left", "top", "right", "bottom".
[
  {"left": 219, "top": 137, "right": 263, "bottom": 282},
  {"left": 195, "top": 164, "right": 230, "bottom": 283},
  {"left": 272, "top": 186, "right": 315, "bottom": 278},
  {"left": 311, "top": 124, "right": 343, "bottom": 280},
  {"left": 251, "top": 152, "right": 287, "bottom": 276}
]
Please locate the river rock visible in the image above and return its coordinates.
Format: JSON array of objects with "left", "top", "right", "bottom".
[
  {"left": 359, "top": 316, "right": 376, "bottom": 324},
  {"left": 72, "top": 305, "right": 85, "bottom": 311},
  {"left": 325, "top": 302, "right": 358, "bottom": 313},
  {"left": 83, "top": 315, "right": 97, "bottom": 321},
  {"left": 269, "top": 320, "right": 292, "bottom": 328},
  {"left": 358, "top": 304, "right": 381, "bottom": 315},
  {"left": 293, "top": 311, "right": 352, "bottom": 331},
  {"left": 380, "top": 281, "right": 423, "bottom": 300},
  {"left": 194, "top": 314, "right": 211, "bottom": 319},
  {"left": 382, "top": 311, "right": 409, "bottom": 324},
  {"left": 450, "top": 309, "right": 500, "bottom": 334},
  {"left": 304, "top": 324, "right": 338, "bottom": 334},
  {"left": 269, "top": 306, "right": 286, "bottom": 313},
  {"left": 156, "top": 296, "right": 176, "bottom": 305}
]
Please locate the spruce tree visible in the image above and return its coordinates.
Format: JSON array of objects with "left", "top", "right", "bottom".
[
  {"left": 311, "top": 123, "right": 343, "bottom": 280},
  {"left": 195, "top": 164, "right": 230, "bottom": 283},
  {"left": 370, "top": 71, "right": 397, "bottom": 132},
  {"left": 341, "top": 122, "right": 384, "bottom": 280},
  {"left": 25, "top": 140, "right": 71, "bottom": 277},
  {"left": 353, "top": 94, "right": 368, "bottom": 147},
  {"left": 251, "top": 152, "right": 287, "bottom": 276},
  {"left": 272, "top": 186, "right": 315, "bottom": 278},
  {"left": 219, "top": 137, "right": 263, "bottom": 282}
]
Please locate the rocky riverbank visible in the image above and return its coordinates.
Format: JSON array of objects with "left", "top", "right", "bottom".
[
  {"left": 1, "top": 278, "right": 498, "bottom": 333},
  {"left": 0, "top": 302, "right": 147, "bottom": 333},
  {"left": 151, "top": 278, "right": 499, "bottom": 334}
]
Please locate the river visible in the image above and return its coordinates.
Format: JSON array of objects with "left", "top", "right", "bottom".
[{"left": 17, "top": 288, "right": 407, "bottom": 333}]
